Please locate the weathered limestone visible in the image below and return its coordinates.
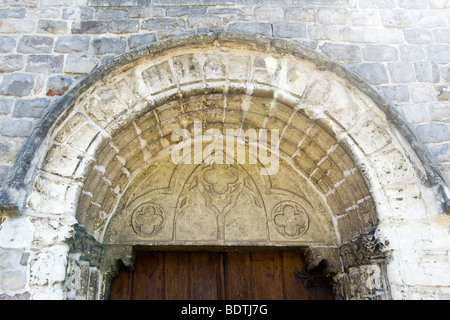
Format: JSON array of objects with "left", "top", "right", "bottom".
[
  {"left": 0, "top": 0, "right": 448, "bottom": 301},
  {"left": 0, "top": 34, "right": 443, "bottom": 300}
]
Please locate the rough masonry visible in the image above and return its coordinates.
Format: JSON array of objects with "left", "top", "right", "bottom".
[{"left": 0, "top": 0, "right": 449, "bottom": 300}]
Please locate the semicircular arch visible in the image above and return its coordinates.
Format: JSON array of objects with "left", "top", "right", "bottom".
[{"left": 3, "top": 33, "right": 447, "bottom": 300}]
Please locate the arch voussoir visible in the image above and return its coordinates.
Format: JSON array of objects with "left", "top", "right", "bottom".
[{"left": 4, "top": 33, "right": 445, "bottom": 300}]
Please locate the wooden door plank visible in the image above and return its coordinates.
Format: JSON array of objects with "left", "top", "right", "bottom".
[
  {"left": 250, "top": 252, "right": 284, "bottom": 300},
  {"left": 164, "top": 252, "right": 191, "bottom": 300},
  {"left": 190, "top": 251, "right": 220, "bottom": 300},
  {"left": 223, "top": 252, "right": 252, "bottom": 300},
  {"left": 110, "top": 250, "right": 334, "bottom": 301},
  {"left": 109, "top": 266, "right": 133, "bottom": 300},
  {"left": 131, "top": 251, "right": 165, "bottom": 300},
  {"left": 281, "top": 251, "right": 309, "bottom": 300}
]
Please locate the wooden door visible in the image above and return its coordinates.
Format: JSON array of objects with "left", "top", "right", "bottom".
[{"left": 110, "top": 251, "right": 334, "bottom": 300}]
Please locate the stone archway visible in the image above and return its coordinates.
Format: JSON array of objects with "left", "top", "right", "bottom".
[{"left": 1, "top": 33, "right": 447, "bottom": 300}]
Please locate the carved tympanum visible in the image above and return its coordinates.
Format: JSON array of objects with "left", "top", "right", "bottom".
[{"left": 104, "top": 152, "right": 337, "bottom": 247}]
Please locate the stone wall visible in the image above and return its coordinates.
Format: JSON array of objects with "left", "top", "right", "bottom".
[{"left": 0, "top": 0, "right": 449, "bottom": 300}]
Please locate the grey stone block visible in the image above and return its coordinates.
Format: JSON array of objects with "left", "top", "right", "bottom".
[
  {"left": 167, "top": 7, "right": 206, "bottom": 16},
  {"left": 109, "top": 20, "right": 140, "bottom": 34},
  {"left": 0, "top": 73, "right": 34, "bottom": 97},
  {"left": 255, "top": 6, "right": 284, "bottom": 22},
  {"left": 404, "top": 29, "right": 434, "bottom": 45},
  {"left": 0, "top": 140, "right": 22, "bottom": 164},
  {"left": 362, "top": 45, "right": 398, "bottom": 61},
  {"left": 414, "top": 61, "right": 440, "bottom": 83},
  {"left": 54, "top": 36, "right": 90, "bottom": 53},
  {"left": 359, "top": 0, "right": 396, "bottom": 8},
  {"left": 285, "top": 7, "right": 315, "bottom": 22},
  {"left": 350, "top": 10, "right": 380, "bottom": 26},
  {"left": 141, "top": 18, "right": 185, "bottom": 31},
  {"left": 415, "top": 11, "right": 447, "bottom": 28},
  {"left": 17, "top": 36, "right": 54, "bottom": 54},
  {"left": 378, "top": 85, "right": 411, "bottom": 103},
  {"left": 227, "top": 23, "right": 272, "bottom": 36},
  {"left": 0, "top": 99, "right": 13, "bottom": 115},
  {"left": 397, "top": 103, "right": 430, "bottom": 124},
  {"left": 0, "top": 19, "right": 35, "bottom": 34},
  {"left": 13, "top": 98, "right": 50, "bottom": 118},
  {"left": 27, "top": 8, "right": 61, "bottom": 20},
  {"left": 410, "top": 83, "right": 438, "bottom": 103},
  {"left": 388, "top": 62, "right": 415, "bottom": 83},
  {"left": 127, "top": 7, "right": 165, "bottom": 18},
  {"left": 152, "top": 0, "right": 232, "bottom": 5},
  {"left": 25, "top": 55, "right": 64, "bottom": 73},
  {"left": 415, "top": 123, "right": 450, "bottom": 143},
  {"left": 317, "top": 9, "right": 350, "bottom": 25},
  {"left": 432, "top": 28, "right": 450, "bottom": 44},
  {"left": 71, "top": 21, "right": 108, "bottom": 34},
  {"left": 128, "top": 33, "right": 157, "bottom": 50},
  {"left": 273, "top": 22, "right": 307, "bottom": 38},
  {"left": 426, "top": 44, "right": 450, "bottom": 63},
  {"left": 93, "top": 7, "right": 129, "bottom": 19},
  {"left": 339, "top": 27, "right": 380, "bottom": 43},
  {"left": 0, "top": 36, "right": 16, "bottom": 53},
  {"left": 92, "top": 38, "right": 127, "bottom": 54},
  {"left": 399, "top": 45, "right": 425, "bottom": 61},
  {"left": 62, "top": 7, "right": 94, "bottom": 20},
  {"left": 441, "top": 65, "right": 450, "bottom": 83},
  {"left": 380, "top": 10, "right": 415, "bottom": 28},
  {"left": 429, "top": 102, "right": 450, "bottom": 123},
  {"left": 319, "top": 43, "right": 361, "bottom": 63},
  {"left": 430, "top": 142, "right": 450, "bottom": 163},
  {"left": 0, "top": 270, "right": 27, "bottom": 291},
  {"left": 0, "top": 55, "right": 25, "bottom": 73},
  {"left": 350, "top": 63, "right": 389, "bottom": 85},
  {"left": 0, "top": 8, "right": 26, "bottom": 19},
  {"left": 0, "top": 165, "right": 9, "bottom": 186},
  {"left": 40, "top": 0, "right": 72, "bottom": 6},
  {"left": 37, "top": 19, "right": 68, "bottom": 35},
  {"left": 308, "top": 25, "right": 339, "bottom": 40},
  {"left": 88, "top": 0, "right": 152, "bottom": 6},
  {"left": 397, "top": 0, "right": 428, "bottom": 9},
  {"left": 187, "top": 15, "right": 221, "bottom": 28},
  {"left": 46, "top": 75, "right": 73, "bottom": 96},
  {"left": 0, "top": 119, "right": 34, "bottom": 137},
  {"left": 64, "top": 55, "right": 99, "bottom": 74}
]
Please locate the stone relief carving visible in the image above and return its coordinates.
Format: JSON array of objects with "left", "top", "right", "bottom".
[
  {"left": 339, "top": 226, "right": 385, "bottom": 269},
  {"left": 103, "top": 152, "right": 338, "bottom": 247},
  {"left": 68, "top": 224, "right": 103, "bottom": 267},
  {"left": 174, "top": 163, "right": 267, "bottom": 241},
  {"left": 131, "top": 202, "right": 165, "bottom": 238},
  {"left": 272, "top": 201, "right": 309, "bottom": 239}
]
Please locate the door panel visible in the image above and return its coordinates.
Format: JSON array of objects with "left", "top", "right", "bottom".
[
  {"left": 110, "top": 251, "right": 333, "bottom": 300},
  {"left": 164, "top": 252, "right": 190, "bottom": 300},
  {"left": 223, "top": 252, "right": 252, "bottom": 299},
  {"left": 249, "top": 252, "right": 283, "bottom": 300}
]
